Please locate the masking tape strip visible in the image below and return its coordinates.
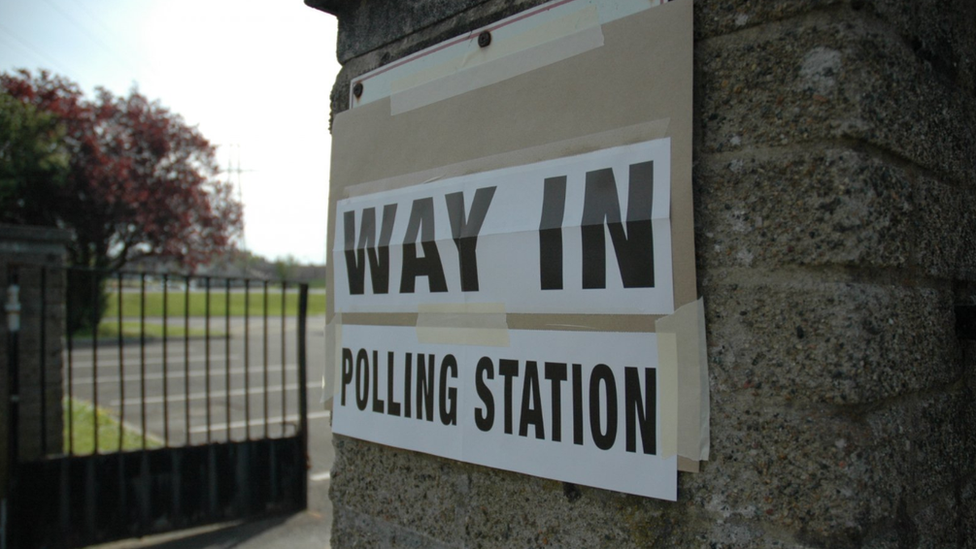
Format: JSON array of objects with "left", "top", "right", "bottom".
[
  {"left": 656, "top": 331, "right": 679, "bottom": 463},
  {"left": 324, "top": 312, "right": 343, "bottom": 404},
  {"left": 416, "top": 303, "right": 510, "bottom": 347},
  {"left": 391, "top": 5, "right": 599, "bottom": 93},
  {"left": 655, "top": 298, "right": 709, "bottom": 471},
  {"left": 677, "top": 456, "right": 699, "bottom": 473},
  {"left": 696, "top": 298, "right": 710, "bottom": 461},
  {"left": 390, "top": 7, "right": 603, "bottom": 115},
  {"left": 350, "top": 0, "right": 664, "bottom": 109}
]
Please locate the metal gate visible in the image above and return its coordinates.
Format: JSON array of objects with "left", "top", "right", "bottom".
[{"left": 2, "top": 265, "right": 310, "bottom": 549}]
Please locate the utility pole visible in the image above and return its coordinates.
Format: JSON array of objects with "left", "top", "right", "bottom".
[{"left": 221, "top": 144, "right": 256, "bottom": 275}]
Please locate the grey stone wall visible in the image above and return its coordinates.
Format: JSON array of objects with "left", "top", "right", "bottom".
[
  {"left": 0, "top": 224, "right": 69, "bottom": 498},
  {"left": 311, "top": 0, "right": 976, "bottom": 546}
]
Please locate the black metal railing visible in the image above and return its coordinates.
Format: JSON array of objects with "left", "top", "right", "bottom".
[
  {"left": 3, "top": 263, "right": 312, "bottom": 548},
  {"left": 5, "top": 264, "right": 310, "bottom": 461}
]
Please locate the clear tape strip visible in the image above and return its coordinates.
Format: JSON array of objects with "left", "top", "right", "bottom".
[{"left": 655, "top": 298, "right": 709, "bottom": 471}]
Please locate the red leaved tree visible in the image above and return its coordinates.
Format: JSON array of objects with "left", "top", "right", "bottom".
[{"left": 1, "top": 70, "right": 243, "bottom": 331}]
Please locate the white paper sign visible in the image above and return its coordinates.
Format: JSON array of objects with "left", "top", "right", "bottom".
[
  {"left": 333, "top": 139, "right": 673, "bottom": 315},
  {"left": 332, "top": 324, "right": 677, "bottom": 500}
]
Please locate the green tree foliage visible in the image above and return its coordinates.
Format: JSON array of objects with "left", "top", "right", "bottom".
[
  {"left": 274, "top": 254, "right": 300, "bottom": 280},
  {"left": 1, "top": 70, "right": 244, "bottom": 332},
  {"left": 0, "top": 90, "right": 69, "bottom": 223}
]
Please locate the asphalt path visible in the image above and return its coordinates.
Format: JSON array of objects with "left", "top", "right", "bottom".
[{"left": 67, "top": 313, "right": 334, "bottom": 548}]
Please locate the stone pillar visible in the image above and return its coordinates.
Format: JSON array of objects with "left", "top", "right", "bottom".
[
  {"left": 309, "top": 0, "right": 976, "bottom": 546},
  {"left": 1, "top": 224, "right": 70, "bottom": 498}
]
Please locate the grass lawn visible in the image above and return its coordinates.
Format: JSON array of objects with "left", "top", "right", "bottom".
[
  {"left": 103, "top": 289, "right": 326, "bottom": 318},
  {"left": 63, "top": 397, "right": 162, "bottom": 454}
]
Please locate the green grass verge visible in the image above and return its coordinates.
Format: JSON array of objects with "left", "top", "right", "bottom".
[
  {"left": 103, "top": 290, "right": 326, "bottom": 318},
  {"left": 63, "top": 397, "right": 162, "bottom": 454}
]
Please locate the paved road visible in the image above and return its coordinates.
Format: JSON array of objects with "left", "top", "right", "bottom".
[{"left": 68, "top": 314, "right": 334, "bottom": 549}]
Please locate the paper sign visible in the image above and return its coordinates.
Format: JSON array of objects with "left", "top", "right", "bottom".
[
  {"left": 332, "top": 324, "right": 677, "bottom": 500},
  {"left": 325, "top": 0, "right": 699, "bottom": 502},
  {"left": 334, "top": 139, "right": 673, "bottom": 315}
]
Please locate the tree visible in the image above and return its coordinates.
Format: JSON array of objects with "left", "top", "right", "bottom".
[
  {"left": 0, "top": 90, "right": 69, "bottom": 224},
  {"left": 274, "top": 254, "right": 300, "bottom": 281},
  {"left": 1, "top": 70, "right": 243, "bottom": 332}
]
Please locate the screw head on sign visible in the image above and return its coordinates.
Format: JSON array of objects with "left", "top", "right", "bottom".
[
  {"left": 353, "top": 82, "right": 363, "bottom": 99},
  {"left": 478, "top": 31, "right": 492, "bottom": 48}
]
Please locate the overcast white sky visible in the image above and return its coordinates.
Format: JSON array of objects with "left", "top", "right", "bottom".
[{"left": 0, "top": 0, "right": 340, "bottom": 265}]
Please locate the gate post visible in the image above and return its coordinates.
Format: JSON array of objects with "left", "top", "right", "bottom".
[
  {"left": 2, "top": 268, "right": 19, "bottom": 549},
  {"left": 0, "top": 225, "right": 70, "bottom": 461},
  {"left": 0, "top": 224, "right": 70, "bottom": 547}
]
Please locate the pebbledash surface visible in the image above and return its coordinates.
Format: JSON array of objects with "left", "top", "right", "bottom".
[{"left": 307, "top": 0, "right": 976, "bottom": 547}]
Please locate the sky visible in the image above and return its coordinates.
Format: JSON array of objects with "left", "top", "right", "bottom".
[{"left": 0, "top": 0, "right": 341, "bottom": 265}]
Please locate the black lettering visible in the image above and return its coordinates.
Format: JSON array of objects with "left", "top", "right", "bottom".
[
  {"left": 371, "top": 350, "right": 385, "bottom": 414},
  {"left": 499, "top": 359, "right": 519, "bottom": 435},
  {"left": 539, "top": 176, "right": 566, "bottom": 290},
  {"left": 439, "top": 355, "right": 458, "bottom": 425},
  {"left": 625, "top": 367, "right": 656, "bottom": 454},
  {"left": 544, "top": 362, "right": 567, "bottom": 442},
  {"left": 343, "top": 205, "right": 397, "bottom": 295},
  {"left": 475, "top": 357, "right": 495, "bottom": 432},
  {"left": 387, "top": 352, "right": 401, "bottom": 417},
  {"left": 581, "top": 162, "right": 655, "bottom": 289},
  {"left": 519, "top": 361, "right": 545, "bottom": 439},
  {"left": 416, "top": 353, "right": 435, "bottom": 421},
  {"left": 572, "top": 363, "right": 583, "bottom": 445},
  {"left": 341, "top": 348, "right": 354, "bottom": 406},
  {"left": 445, "top": 186, "right": 496, "bottom": 292},
  {"left": 355, "top": 349, "right": 370, "bottom": 411},
  {"left": 404, "top": 352, "right": 413, "bottom": 418},
  {"left": 401, "top": 198, "right": 448, "bottom": 293},
  {"left": 589, "top": 364, "right": 617, "bottom": 450}
]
